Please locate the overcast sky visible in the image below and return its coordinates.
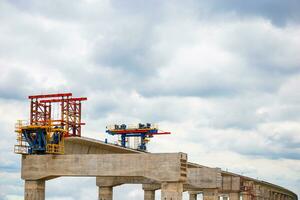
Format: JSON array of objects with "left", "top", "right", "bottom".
[{"left": 0, "top": 0, "right": 300, "bottom": 199}]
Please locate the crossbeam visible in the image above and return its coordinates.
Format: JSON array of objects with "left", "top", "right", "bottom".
[
  {"left": 22, "top": 153, "right": 187, "bottom": 181},
  {"left": 96, "top": 167, "right": 223, "bottom": 190},
  {"left": 28, "top": 93, "right": 72, "bottom": 99},
  {"left": 39, "top": 97, "right": 87, "bottom": 103},
  {"left": 187, "top": 167, "right": 222, "bottom": 189}
]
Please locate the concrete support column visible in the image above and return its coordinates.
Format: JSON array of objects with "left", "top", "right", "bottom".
[
  {"left": 279, "top": 194, "right": 284, "bottom": 200},
  {"left": 263, "top": 189, "right": 270, "bottom": 200},
  {"left": 98, "top": 186, "right": 113, "bottom": 200},
  {"left": 256, "top": 195, "right": 263, "bottom": 200},
  {"left": 189, "top": 193, "right": 197, "bottom": 200},
  {"left": 270, "top": 192, "right": 275, "bottom": 200},
  {"left": 161, "top": 182, "right": 183, "bottom": 200},
  {"left": 277, "top": 193, "right": 283, "bottom": 200},
  {"left": 143, "top": 184, "right": 160, "bottom": 200},
  {"left": 269, "top": 191, "right": 273, "bottom": 200},
  {"left": 279, "top": 194, "right": 285, "bottom": 200},
  {"left": 282, "top": 195, "right": 288, "bottom": 200},
  {"left": 240, "top": 192, "right": 251, "bottom": 200},
  {"left": 285, "top": 196, "right": 292, "bottom": 200},
  {"left": 24, "top": 180, "right": 45, "bottom": 200},
  {"left": 229, "top": 192, "right": 240, "bottom": 200},
  {"left": 274, "top": 193, "right": 279, "bottom": 200},
  {"left": 144, "top": 190, "right": 155, "bottom": 200},
  {"left": 188, "top": 192, "right": 197, "bottom": 200},
  {"left": 277, "top": 194, "right": 282, "bottom": 200},
  {"left": 203, "top": 189, "right": 218, "bottom": 200},
  {"left": 274, "top": 192, "right": 279, "bottom": 200}
]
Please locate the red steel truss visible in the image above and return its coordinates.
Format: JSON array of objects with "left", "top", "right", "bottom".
[{"left": 28, "top": 93, "right": 87, "bottom": 137}]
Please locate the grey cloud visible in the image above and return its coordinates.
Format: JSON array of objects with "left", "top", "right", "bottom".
[
  {"left": 220, "top": 26, "right": 300, "bottom": 75},
  {"left": 0, "top": 68, "right": 35, "bottom": 100},
  {"left": 197, "top": 0, "right": 300, "bottom": 26},
  {"left": 139, "top": 77, "right": 240, "bottom": 98},
  {"left": 6, "top": 0, "right": 87, "bottom": 21},
  {"left": 188, "top": 125, "right": 300, "bottom": 160},
  {"left": 6, "top": 0, "right": 300, "bottom": 27},
  {"left": 236, "top": 143, "right": 300, "bottom": 160},
  {"left": 92, "top": 34, "right": 156, "bottom": 75},
  {"left": 247, "top": 151, "right": 300, "bottom": 160}
]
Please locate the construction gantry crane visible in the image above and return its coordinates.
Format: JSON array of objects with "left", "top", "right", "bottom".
[
  {"left": 106, "top": 123, "right": 171, "bottom": 151},
  {"left": 14, "top": 93, "right": 87, "bottom": 155}
]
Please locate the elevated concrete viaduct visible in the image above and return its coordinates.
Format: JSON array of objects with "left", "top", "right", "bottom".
[{"left": 21, "top": 137, "right": 298, "bottom": 200}]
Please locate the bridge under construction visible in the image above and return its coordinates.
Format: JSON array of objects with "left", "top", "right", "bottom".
[{"left": 14, "top": 93, "right": 298, "bottom": 200}]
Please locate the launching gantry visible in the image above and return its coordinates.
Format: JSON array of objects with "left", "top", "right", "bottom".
[
  {"left": 14, "top": 93, "right": 87, "bottom": 155},
  {"left": 106, "top": 123, "right": 171, "bottom": 151}
]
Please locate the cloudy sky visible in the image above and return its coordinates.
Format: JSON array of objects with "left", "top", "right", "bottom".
[{"left": 0, "top": 0, "right": 300, "bottom": 199}]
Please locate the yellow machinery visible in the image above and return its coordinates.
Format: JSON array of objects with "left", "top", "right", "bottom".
[{"left": 14, "top": 120, "right": 66, "bottom": 155}]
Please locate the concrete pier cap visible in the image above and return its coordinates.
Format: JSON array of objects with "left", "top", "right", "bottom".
[{"left": 21, "top": 153, "right": 188, "bottom": 181}]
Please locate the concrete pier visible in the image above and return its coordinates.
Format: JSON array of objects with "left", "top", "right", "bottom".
[
  {"left": 203, "top": 189, "right": 218, "bottom": 200},
  {"left": 98, "top": 186, "right": 113, "bottom": 200},
  {"left": 188, "top": 192, "right": 197, "bottom": 200},
  {"left": 241, "top": 192, "right": 251, "bottom": 200},
  {"left": 144, "top": 190, "right": 155, "bottom": 200},
  {"left": 161, "top": 182, "right": 183, "bottom": 200},
  {"left": 229, "top": 192, "right": 240, "bottom": 200},
  {"left": 24, "top": 180, "right": 45, "bottom": 200},
  {"left": 143, "top": 184, "right": 160, "bottom": 200}
]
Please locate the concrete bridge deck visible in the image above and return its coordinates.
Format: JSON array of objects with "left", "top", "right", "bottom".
[{"left": 22, "top": 136, "right": 298, "bottom": 200}]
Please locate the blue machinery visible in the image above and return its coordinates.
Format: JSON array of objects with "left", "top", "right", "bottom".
[
  {"left": 14, "top": 122, "right": 66, "bottom": 155},
  {"left": 106, "top": 123, "right": 171, "bottom": 151}
]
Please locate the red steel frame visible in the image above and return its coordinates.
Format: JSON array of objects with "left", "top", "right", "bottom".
[
  {"left": 30, "top": 98, "right": 52, "bottom": 125},
  {"left": 109, "top": 129, "right": 171, "bottom": 135},
  {"left": 28, "top": 93, "right": 87, "bottom": 137}
]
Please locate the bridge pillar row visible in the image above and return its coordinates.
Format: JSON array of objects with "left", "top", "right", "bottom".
[
  {"left": 24, "top": 180, "right": 45, "bottom": 200},
  {"left": 161, "top": 182, "right": 183, "bottom": 200},
  {"left": 202, "top": 189, "right": 219, "bottom": 200}
]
